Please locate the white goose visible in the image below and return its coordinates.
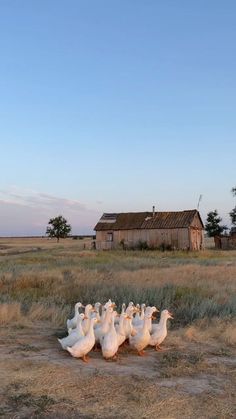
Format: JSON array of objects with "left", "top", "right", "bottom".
[
  {"left": 94, "top": 306, "right": 113, "bottom": 344},
  {"left": 66, "top": 317, "right": 98, "bottom": 362},
  {"left": 140, "top": 303, "right": 146, "bottom": 321},
  {"left": 94, "top": 302, "right": 101, "bottom": 319},
  {"left": 66, "top": 302, "right": 84, "bottom": 330},
  {"left": 101, "top": 311, "right": 118, "bottom": 360},
  {"left": 150, "top": 309, "right": 173, "bottom": 350},
  {"left": 132, "top": 304, "right": 141, "bottom": 327},
  {"left": 145, "top": 306, "right": 159, "bottom": 333},
  {"left": 100, "top": 300, "right": 116, "bottom": 323},
  {"left": 129, "top": 313, "right": 152, "bottom": 356},
  {"left": 58, "top": 313, "right": 85, "bottom": 350},
  {"left": 114, "top": 303, "right": 126, "bottom": 325},
  {"left": 115, "top": 312, "right": 127, "bottom": 347},
  {"left": 133, "top": 306, "right": 158, "bottom": 333},
  {"left": 123, "top": 306, "right": 137, "bottom": 338},
  {"left": 82, "top": 304, "right": 94, "bottom": 334}
]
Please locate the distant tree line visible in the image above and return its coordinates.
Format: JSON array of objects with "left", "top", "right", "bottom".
[{"left": 205, "top": 186, "right": 236, "bottom": 237}]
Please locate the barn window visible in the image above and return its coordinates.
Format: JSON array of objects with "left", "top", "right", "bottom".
[{"left": 107, "top": 232, "right": 113, "bottom": 242}]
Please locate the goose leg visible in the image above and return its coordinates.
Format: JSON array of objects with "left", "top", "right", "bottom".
[
  {"left": 93, "top": 343, "right": 101, "bottom": 352},
  {"left": 82, "top": 355, "right": 89, "bottom": 363},
  {"left": 155, "top": 344, "right": 163, "bottom": 351}
]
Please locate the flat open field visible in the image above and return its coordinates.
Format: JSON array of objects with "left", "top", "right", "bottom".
[{"left": 0, "top": 238, "right": 235, "bottom": 418}]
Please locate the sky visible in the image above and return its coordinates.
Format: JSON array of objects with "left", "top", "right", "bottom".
[{"left": 0, "top": 0, "right": 236, "bottom": 236}]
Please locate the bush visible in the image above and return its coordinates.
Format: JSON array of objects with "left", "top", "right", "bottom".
[
  {"left": 136, "top": 240, "right": 149, "bottom": 250},
  {"left": 159, "top": 242, "right": 172, "bottom": 251}
]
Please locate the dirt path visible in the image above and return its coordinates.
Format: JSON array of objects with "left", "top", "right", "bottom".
[{"left": 1, "top": 324, "right": 235, "bottom": 418}]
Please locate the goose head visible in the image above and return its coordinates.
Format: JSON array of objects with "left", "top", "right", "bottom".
[
  {"left": 104, "top": 299, "right": 112, "bottom": 309},
  {"left": 121, "top": 303, "right": 126, "bottom": 314},
  {"left": 90, "top": 317, "right": 99, "bottom": 326},
  {"left": 75, "top": 302, "right": 84, "bottom": 309},
  {"left": 94, "top": 302, "right": 101, "bottom": 312},
  {"left": 84, "top": 304, "right": 94, "bottom": 315},
  {"left": 146, "top": 306, "right": 159, "bottom": 315},
  {"left": 161, "top": 309, "right": 174, "bottom": 320}
]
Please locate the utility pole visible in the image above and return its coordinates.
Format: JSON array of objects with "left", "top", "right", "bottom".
[{"left": 197, "top": 195, "right": 203, "bottom": 211}]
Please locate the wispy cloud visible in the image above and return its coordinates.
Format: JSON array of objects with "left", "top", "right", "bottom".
[
  {"left": 0, "top": 187, "right": 86, "bottom": 212},
  {"left": 0, "top": 187, "right": 100, "bottom": 235}
]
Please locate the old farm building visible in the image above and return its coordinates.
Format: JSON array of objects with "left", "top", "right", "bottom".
[{"left": 94, "top": 209, "right": 204, "bottom": 250}]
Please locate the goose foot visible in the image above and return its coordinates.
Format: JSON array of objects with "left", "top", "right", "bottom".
[
  {"left": 155, "top": 345, "right": 163, "bottom": 351},
  {"left": 93, "top": 343, "right": 101, "bottom": 352},
  {"left": 138, "top": 350, "right": 145, "bottom": 356},
  {"left": 82, "top": 355, "right": 89, "bottom": 363},
  {"left": 104, "top": 353, "right": 118, "bottom": 362},
  {"left": 120, "top": 340, "right": 129, "bottom": 348}
]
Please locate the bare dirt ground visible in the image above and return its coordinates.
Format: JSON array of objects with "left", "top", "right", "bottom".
[{"left": 1, "top": 323, "right": 235, "bottom": 418}]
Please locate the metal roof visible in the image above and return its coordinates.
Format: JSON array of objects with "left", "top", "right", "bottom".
[{"left": 94, "top": 210, "right": 204, "bottom": 231}]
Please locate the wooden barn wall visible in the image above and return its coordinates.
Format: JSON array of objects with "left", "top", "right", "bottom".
[
  {"left": 189, "top": 214, "right": 204, "bottom": 250},
  {"left": 96, "top": 228, "right": 191, "bottom": 250},
  {"left": 189, "top": 228, "right": 204, "bottom": 250},
  {"left": 191, "top": 213, "right": 203, "bottom": 229}
]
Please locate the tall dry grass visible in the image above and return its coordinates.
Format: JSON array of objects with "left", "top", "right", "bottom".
[
  {"left": 0, "top": 302, "right": 23, "bottom": 325},
  {"left": 0, "top": 240, "right": 236, "bottom": 329},
  {"left": 184, "top": 317, "right": 236, "bottom": 347}
]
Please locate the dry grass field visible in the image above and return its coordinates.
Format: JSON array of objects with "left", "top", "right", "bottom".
[{"left": 0, "top": 237, "right": 235, "bottom": 418}]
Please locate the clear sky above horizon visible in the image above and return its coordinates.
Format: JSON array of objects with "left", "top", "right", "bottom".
[{"left": 0, "top": 0, "right": 235, "bottom": 235}]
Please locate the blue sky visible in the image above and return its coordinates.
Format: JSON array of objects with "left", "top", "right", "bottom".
[{"left": 0, "top": 0, "right": 235, "bottom": 235}]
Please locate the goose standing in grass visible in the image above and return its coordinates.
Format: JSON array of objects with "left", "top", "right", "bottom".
[
  {"left": 129, "top": 313, "right": 152, "bottom": 356},
  {"left": 115, "top": 312, "right": 127, "bottom": 347},
  {"left": 82, "top": 304, "right": 94, "bottom": 334},
  {"left": 61, "top": 300, "right": 174, "bottom": 362},
  {"left": 150, "top": 309, "right": 173, "bottom": 351},
  {"left": 66, "top": 302, "right": 84, "bottom": 330},
  {"left": 145, "top": 306, "right": 159, "bottom": 333},
  {"left": 140, "top": 303, "right": 146, "bottom": 321},
  {"left": 123, "top": 306, "right": 137, "bottom": 338},
  {"left": 101, "top": 311, "right": 119, "bottom": 360},
  {"left": 132, "top": 303, "right": 146, "bottom": 328},
  {"left": 100, "top": 299, "right": 115, "bottom": 323},
  {"left": 95, "top": 306, "right": 114, "bottom": 345},
  {"left": 132, "top": 304, "right": 141, "bottom": 327},
  {"left": 133, "top": 306, "right": 158, "bottom": 333},
  {"left": 66, "top": 317, "right": 98, "bottom": 362},
  {"left": 114, "top": 303, "right": 126, "bottom": 325},
  {"left": 94, "top": 302, "right": 101, "bottom": 320},
  {"left": 58, "top": 313, "right": 85, "bottom": 350}
]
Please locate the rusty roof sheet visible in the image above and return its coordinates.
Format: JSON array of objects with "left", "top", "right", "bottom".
[{"left": 94, "top": 210, "right": 204, "bottom": 231}]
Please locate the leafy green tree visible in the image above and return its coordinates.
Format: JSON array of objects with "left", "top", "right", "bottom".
[
  {"left": 205, "top": 210, "right": 227, "bottom": 237},
  {"left": 229, "top": 187, "right": 236, "bottom": 233},
  {"left": 46, "top": 215, "right": 71, "bottom": 242},
  {"left": 229, "top": 207, "right": 236, "bottom": 227},
  {"left": 231, "top": 186, "right": 236, "bottom": 197}
]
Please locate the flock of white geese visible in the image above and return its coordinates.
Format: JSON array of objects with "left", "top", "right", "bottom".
[{"left": 58, "top": 300, "right": 173, "bottom": 362}]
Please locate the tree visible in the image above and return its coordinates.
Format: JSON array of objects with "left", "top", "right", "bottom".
[
  {"left": 231, "top": 186, "right": 236, "bottom": 197},
  {"left": 205, "top": 210, "right": 227, "bottom": 237},
  {"left": 230, "top": 186, "right": 236, "bottom": 233},
  {"left": 46, "top": 215, "right": 71, "bottom": 242},
  {"left": 229, "top": 207, "right": 236, "bottom": 224}
]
